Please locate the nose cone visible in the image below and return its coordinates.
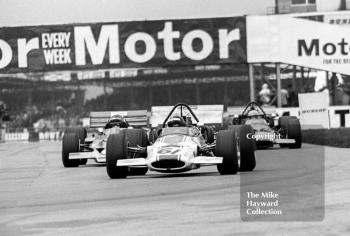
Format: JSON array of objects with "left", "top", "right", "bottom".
[{"left": 149, "top": 145, "right": 194, "bottom": 172}]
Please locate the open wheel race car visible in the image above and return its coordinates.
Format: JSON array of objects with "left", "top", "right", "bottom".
[
  {"left": 105, "top": 103, "right": 257, "bottom": 179},
  {"left": 61, "top": 110, "right": 148, "bottom": 169},
  {"left": 231, "top": 101, "right": 302, "bottom": 149}
]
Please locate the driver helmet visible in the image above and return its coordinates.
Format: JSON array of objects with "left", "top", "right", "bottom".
[
  {"left": 247, "top": 110, "right": 261, "bottom": 119},
  {"left": 108, "top": 115, "right": 129, "bottom": 128},
  {"left": 167, "top": 116, "right": 185, "bottom": 127},
  {"left": 97, "top": 127, "right": 104, "bottom": 135}
]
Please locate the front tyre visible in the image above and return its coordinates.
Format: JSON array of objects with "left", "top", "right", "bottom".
[
  {"left": 202, "top": 126, "right": 215, "bottom": 144},
  {"left": 216, "top": 130, "right": 238, "bottom": 175},
  {"left": 236, "top": 125, "right": 256, "bottom": 171},
  {"left": 106, "top": 131, "right": 129, "bottom": 179},
  {"left": 126, "top": 129, "right": 149, "bottom": 176},
  {"left": 62, "top": 133, "right": 80, "bottom": 168},
  {"left": 79, "top": 159, "right": 88, "bottom": 165},
  {"left": 64, "top": 127, "right": 86, "bottom": 143},
  {"left": 287, "top": 117, "right": 302, "bottom": 149}
]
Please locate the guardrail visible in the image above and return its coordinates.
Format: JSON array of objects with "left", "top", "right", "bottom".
[{"left": 1, "top": 129, "right": 63, "bottom": 142}]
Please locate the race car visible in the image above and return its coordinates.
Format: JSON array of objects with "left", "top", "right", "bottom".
[
  {"left": 61, "top": 110, "right": 148, "bottom": 168},
  {"left": 105, "top": 103, "right": 257, "bottom": 179},
  {"left": 231, "top": 101, "right": 302, "bottom": 149}
]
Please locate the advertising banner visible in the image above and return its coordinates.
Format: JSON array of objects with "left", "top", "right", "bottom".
[
  {"left": 247, "top": 12, "right": 350, "bottom": 75},
  {"left": 0, "top": 17, "right": 246, "bottom": 73},
  {"left": 298, "top": 92, "right": 330, "bottom": 129}
]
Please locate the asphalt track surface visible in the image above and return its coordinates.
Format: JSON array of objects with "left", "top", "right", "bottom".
[{"left": 0, "top": 142, "right": 349, "bottom": 236}]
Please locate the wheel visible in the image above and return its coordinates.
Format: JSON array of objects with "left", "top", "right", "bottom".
[
  {"left": 278, "top": 117, "right": 290, "bottom": 148},
  {"left": 202, "top": 126, "right": 214, "bottom": 144},
  {"left": 62, "top": 133, "right": 80, "bottom": 167},
  {"left": 79, "top": 159, "right": 88, "bottom": 165},
  {"left": 65, "top": 127, "right": 86, "bottom": 143},
  {"left": 216, "top": 130, "right": 238, "bottom": 175},
  {"left": 106, "top": 131, "right": 129, "bottom": 179},
  {"left": 65, "top": 127, "right": 87, "bottom": 163},
  {"left": 287, "top": 117, "right": 302, "bottom": 149},
  {"left": 267, "top": 117, "right": 274, "bottom": 127},
  {"left": 236, "top": 125, "right": 256, "bottom": 171},
  {"left": 125, "top": 129, "right": 149, "bottom": 176},
  {"left": 149, "top": 128, "right": 158, "bottom": 144}
]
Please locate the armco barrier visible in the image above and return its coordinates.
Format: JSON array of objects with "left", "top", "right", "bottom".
[
  {"left": 4, "top": 132, "right": 29, "bottom": 141},
  {"left": 0, "top": 129, "right": 5, "bottom": 143},
  {"left": 38, "top": 131, "right": 62, "bottom": 141},
  {"left": 4, "top": 131, "right": 62, "bottom": 142}
]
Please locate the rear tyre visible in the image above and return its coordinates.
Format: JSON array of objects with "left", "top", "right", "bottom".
[
  {"left": 287, "top": 117, "right": 302, "bottom": 149},
  {"left": 126, "top": 129, "right": 149, "bottom": 176},
  {"left": 106, "top": 131, "right": 129, "bottom": 179},
  {"left": 62, "top": 133, "right": 80, "bottom": 167},
  {"left": 202, "top": 126, "right": 215, "bottom": 144},
  {"left": 278, "top": 117, "right": 290, "bottom": 148},
  {"left": 216, "top": 130, "right": 238, "bottom": 175},
  {"left": 149, "top": 129, "right": 158, "bottom": 144}
]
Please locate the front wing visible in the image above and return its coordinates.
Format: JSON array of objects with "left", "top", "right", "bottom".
[
  {"left": 69, "top": 152, "right": 106, "bottom": 163},
  {"left": 116, "top": 156, "right": 223, "bottom": 167}
]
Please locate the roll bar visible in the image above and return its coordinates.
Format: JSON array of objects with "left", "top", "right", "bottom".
[
  {"left": 162, "top": 103, "right": 200, "bottom": 128},
  {"left": 241, "top": 101, "right": 267, "bottom": 117}
]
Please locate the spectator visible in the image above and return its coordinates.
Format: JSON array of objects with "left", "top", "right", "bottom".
[
  {"left": 287, "top": 84, "right": 298, "bottom": 107},
  {"left": 258, "top": 83, "right": 271, "bottom": 106},
  {"left": 334, "top": 84, "right": 350, "bottom": 105},
  {"left": 281, "top": 87, "right": 289, "bottom": 107}
]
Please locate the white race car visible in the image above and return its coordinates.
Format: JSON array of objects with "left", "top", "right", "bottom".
[
  {"left": 61, "top": 110, "right": 148, "bottom": 168},
  {"left": 106, "top": 103, "right": 257, "bottom": 179}
]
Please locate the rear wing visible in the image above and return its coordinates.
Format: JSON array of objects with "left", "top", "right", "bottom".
[
  {"left": 227, "top": 106, "right": 277, "bottom": 116},
  {"left": 150, "top": 105, "right": 223, "bottom": 127},
  {"left": 89, "top": 110, "right": 148, "bottom": 128}
]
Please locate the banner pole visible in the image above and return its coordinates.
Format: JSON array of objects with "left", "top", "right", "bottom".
[
  {"left": 276, "top": 63, "right": 282, "bottom": 107},
  {"left": 249, "top": 63, "right": 255, "bottom": 102}
]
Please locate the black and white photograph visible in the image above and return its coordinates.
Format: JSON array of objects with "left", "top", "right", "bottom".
[{"left": 0, "top": 0, "right": 349, "bottom": 235}]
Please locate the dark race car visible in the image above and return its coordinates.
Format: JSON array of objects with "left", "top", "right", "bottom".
[{"left": 231, "top": 101, "right": 302, "bottom": 149}]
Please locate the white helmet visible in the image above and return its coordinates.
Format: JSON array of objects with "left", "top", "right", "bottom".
[{"left": 247, "top": 110, "right": 260, "bottom": 118}]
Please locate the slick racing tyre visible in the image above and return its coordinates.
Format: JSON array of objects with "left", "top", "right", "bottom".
[
  {"left": 79, "top": 159, "right": 88, "bottom": 165},
  {"left": 232, "top": 125, "right": 256, "bottom": 171},
  {"left": 62, "top": 133, "right": 80, "bottom": 168},
  {"left": 279, "top": 116, "right": 302, "bottom": 149},
  {"left": 202, "top": 126, "right": 215, "bottom": 144},
  {"left": 65, "top": 127, "right": 87, "bottom": 163},
  {"left": 126, "top": 129, "right": 149, "bottom": 176},
  {"left": 216, "top": 130, "right": 238, "bottom": 175},
  {"left": 286, "top": 117, "right": 302, "bottom": 149},
  {"left": 106, "top": 131, "right": 129, "bottom": 179},
  {"left": 65, "top": 127, "right": 87, "bottom": 144},
  {"left": 278, "top": 117, "right": 290, "bottom": 148},
  {"left": 149, "top": 128, "right": 158, "bottom": 144}
]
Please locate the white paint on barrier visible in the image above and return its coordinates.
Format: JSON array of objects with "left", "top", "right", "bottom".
[{"left": 4, "top": 132, "right": 29, "bottom": 141}]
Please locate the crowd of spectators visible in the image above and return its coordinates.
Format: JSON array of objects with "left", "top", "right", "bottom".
[
  {"left": 0, "top": 89, "right": 84, "bottom": 133},
  {"left": 2, "top": 74, "right": 350, "bottom": 132}
]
